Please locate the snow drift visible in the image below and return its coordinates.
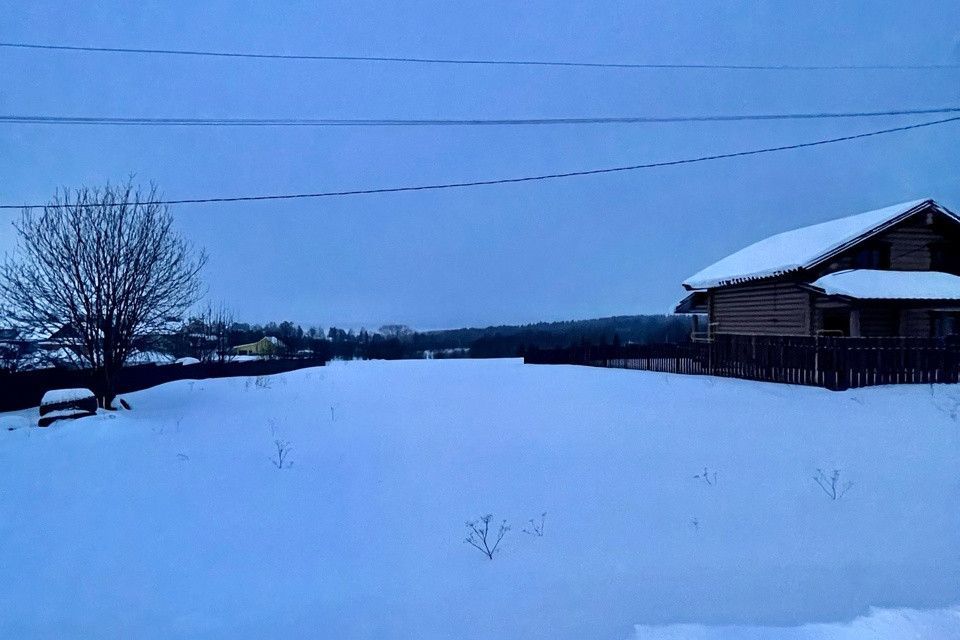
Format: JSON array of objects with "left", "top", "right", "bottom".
[
  {"left": 634, "top": 605, "right": 960, "bottom": 639},
  {"left": 1, "top": 358, "right": 958, "bottom": 639}
]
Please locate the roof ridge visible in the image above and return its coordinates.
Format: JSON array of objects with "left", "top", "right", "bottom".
[{"left": 683, "top": 198, "right": 948, "bottom": 290}]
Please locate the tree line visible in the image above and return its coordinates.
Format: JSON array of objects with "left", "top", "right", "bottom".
[{"left": 165, "top": 314, "right": 693, "bottom": 362}]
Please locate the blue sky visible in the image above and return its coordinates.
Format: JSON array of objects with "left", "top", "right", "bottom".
[{"left": 1, "top": 2, "right": 959, "bottom": 329}]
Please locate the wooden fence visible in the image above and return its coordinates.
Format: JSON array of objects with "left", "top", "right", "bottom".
[
  {"left": 0, "top": 357, "right": 327, "bottom": 412},
  {"left": 523, "top": 335, "right": 960, "bottom": 390}
]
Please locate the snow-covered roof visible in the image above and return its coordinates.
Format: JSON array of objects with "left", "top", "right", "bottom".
[
  {"left": 127, "top": 351, "right": 175, "bottom": 365},
  {"left": 683, "top": 199, "right": 953, "bottom": 289},
  {"left": 811, "top": 269, "right": 960, "bottom": 300}
]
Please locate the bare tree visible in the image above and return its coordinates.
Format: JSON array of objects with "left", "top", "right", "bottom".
[
  {"left": 0, "top": 180, "right": 206, "bottom": 407},
  {"left": 464, "top": 514, "right": 510, "bottom": 559},
  {"left": 0, "top": 327, "right": 29, "bottom": 372},
  {"left": 186, "top": 302, "right": 234, "bottom": 362}
]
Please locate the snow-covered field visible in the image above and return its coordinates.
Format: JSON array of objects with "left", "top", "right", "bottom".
[{"left": 2, "top": 358, "right": 959, "bottom": 639}]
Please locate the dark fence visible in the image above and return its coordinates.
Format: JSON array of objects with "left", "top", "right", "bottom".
[
  {"left": 0, "top": 357, "right": 327, "bottom": 412},
  {"left": 523, "top": 335, "right": 960, "bottom": 390}
]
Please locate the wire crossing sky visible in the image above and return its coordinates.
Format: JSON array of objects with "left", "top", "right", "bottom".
[
  {"left": 3, "top": 40, "right": 960, "bottom": 70},
  {"left": 3, "top": 1, "right": 959, "bottom": 327},
  {"left": 3, "top": 107, "right": 960, "bottom": 127},
  {"left": 3, "top": 115, "right": 958, "bottom": 210}
]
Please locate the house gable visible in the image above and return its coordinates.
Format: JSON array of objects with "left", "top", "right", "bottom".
[
  {"left": 808, "top": 205, "right": 960, "bottom": 279},
  {"left": 682, "top": 199, "right": 960, "bottom": 291}
]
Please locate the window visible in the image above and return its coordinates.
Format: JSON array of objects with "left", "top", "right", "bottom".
[
  {"left": 853, "top": 243, "right": 891, "bottom": 269},
  {"left": 929, "top": 242, "right": 960, "bottom": 274},
  {"left": 933, "top": 312, "right": 960, "bottom": 337},
  {"left": 820, "top": 310, "right": 849, "bottom": 336}
]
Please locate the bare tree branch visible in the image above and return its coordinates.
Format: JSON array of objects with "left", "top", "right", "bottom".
[{"left": 0, "top": 180, "right": 206, "bottom": 407}]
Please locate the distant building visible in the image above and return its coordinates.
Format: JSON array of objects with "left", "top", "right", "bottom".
[
  {"left": 232, "top": 336, "right": 284, "bottom": 356},
  {"left": 676, "top": 199, "right": 960, "bottom": 338}
]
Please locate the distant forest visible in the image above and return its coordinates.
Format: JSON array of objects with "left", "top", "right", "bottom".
[{"left": 169, "top": 314, "right": 693, "bottom": 361}]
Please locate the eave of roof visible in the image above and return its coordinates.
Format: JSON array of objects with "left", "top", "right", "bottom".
[{"left": 674, "top": 291, "right": 708, "bottom": 314}]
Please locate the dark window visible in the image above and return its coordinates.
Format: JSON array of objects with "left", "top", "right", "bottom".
[
  {"left": 929, "top": 243, "right": 960, "bottom": 274},
  {"left": 933, "top": 313, "right": 960, "bottom": 337},
  {"left": 820, "top": 310, "right": 849, "bottom": 336},
  {"left": 853, "top": 243, "right": 891, "bottom": 269}
]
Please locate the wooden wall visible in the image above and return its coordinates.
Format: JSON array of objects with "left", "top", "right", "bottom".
[
  {"left": 859, "top": 308, "right": 900, "bottom": 336},
  {"left": 710, "top": 282, "right": 811, "bottom": 335},
  {"left": 901, "top": 309, "right": 931, "bottom": 337}
]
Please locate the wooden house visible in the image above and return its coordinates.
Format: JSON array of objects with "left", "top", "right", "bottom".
[{"left": 675, "top": 198, "right": 960, "bottom": 338}]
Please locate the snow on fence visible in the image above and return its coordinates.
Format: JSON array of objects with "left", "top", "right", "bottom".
[
  {"left": 524, "top": 335, "right": 960, "bottom": 390},
  {"left": 0, "top": 357, "right": 327, "bottom": 412}
]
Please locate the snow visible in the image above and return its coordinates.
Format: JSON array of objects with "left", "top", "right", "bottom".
[
  {"left": 0, "top": 414, "right": 31, "bottom": 431},
  {"left": 684, "top": 199, "right": 936, "bottom": 289},
  {"left": 229, "top": 354, "right": 262, "bottom": 362},
  {"left": 39, "top": 408, "right": 95, "bottom": 421},
  {"left": 811, "top": 269, "right": 960, "bottom": 300},
  {"left": 127, "top": 350, "right": 175, "bottom": 365},
  {"left": 19, "top": 346, "right": 78, "bottom": 370},
  {"left": 40, "top": 387, "right": 95, "bottom": 406},
  {"left": 2, "top": 358, "right": 959, "bottom": 639},
  {"left": 634, "top": 605, "right": 960, "bottom": 639},
  {"left": 175, "top": 357, "right": 201, "bottom": 365}
]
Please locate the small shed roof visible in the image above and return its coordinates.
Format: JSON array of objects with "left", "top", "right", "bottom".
[
  {"left": 810, "top": 269, "right": 960, "bottom": 300},
  {"left": 682, "top": 199, "right": 957, "bottom": 290}
]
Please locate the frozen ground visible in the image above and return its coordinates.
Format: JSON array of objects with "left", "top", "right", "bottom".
[{"left": 1, "top": 358, "right": 959, "bottom": 639}]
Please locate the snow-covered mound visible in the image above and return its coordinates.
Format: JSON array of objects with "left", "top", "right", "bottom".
[
  {"left": 1, "top": 359, "right": 958, "bottom": 639},
  {"left": 634, "top": 605, "right": 960, "bottom": 639},
  {"left": 40, "top": 387, "right": 95, "bottom": 405}
]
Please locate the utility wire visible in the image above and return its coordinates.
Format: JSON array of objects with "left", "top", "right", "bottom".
[
  {"left": 2, "top": 115, "right": 957, "bottom": 210},
  {"left": 3, "top": 107, "right": 960, "bottom": 127},
  {"left": 2, "top": 41, "right": 958, "bottom": 71}
]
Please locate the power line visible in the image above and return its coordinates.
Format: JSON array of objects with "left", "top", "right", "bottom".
[
  {"left": 3, "top": 107, "right": 960, "bottom": 127},
  {"left": 2, "top": 41, "right": 958, "bottom": 71},
  {"left": 2, "top": 115, "right": 957, "bottom": 210}
]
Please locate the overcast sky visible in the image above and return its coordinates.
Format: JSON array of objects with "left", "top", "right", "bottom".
[{"left": 2, "top": 2, "right": 959, "bottom": 329}]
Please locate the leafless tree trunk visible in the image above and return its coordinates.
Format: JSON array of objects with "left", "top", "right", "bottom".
[
  {"left": 0, "top": 180, "right": 206, "bottom": 408},
  {"left": 190, "top": 302, "right": 234, "bottom": 363}
]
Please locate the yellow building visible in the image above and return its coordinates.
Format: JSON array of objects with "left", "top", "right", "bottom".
[{"left": 231, "top": 336, "right": 284, "bottom": 356}]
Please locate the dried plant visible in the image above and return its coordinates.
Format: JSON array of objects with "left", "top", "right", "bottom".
[
  {"left": 522, "top": 512, "right": 546, "bottom": 537},
  {"left": 464, "top": 514, "right": 510, "bottom": 559},
  {"left": 693, "top": 467, "right": 718, "bottom": 486},
  {"left": 271, "top": 438, "right": 293, "bottom": 469},
  {"left": 814, "top": 468, "right": 853, "bottom": 500}
]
